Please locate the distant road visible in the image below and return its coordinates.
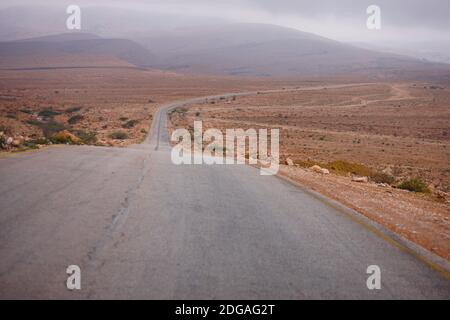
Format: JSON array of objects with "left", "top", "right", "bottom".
[{"left": 0, "top": 85, "right": 449, "bottom": 299}]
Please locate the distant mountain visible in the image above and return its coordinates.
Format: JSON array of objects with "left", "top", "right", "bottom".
[
  {"left": 1, "top": 3, "right": 449, "bottom": 80},
  {"left": 0, "top": 33, "right": 157, "bottom": 68},
  {"left": 138, "top": 23, "right": 449, "bottom": 78},
  {"left": 0, "top": 5, "right": 228, "bottom": 41}
]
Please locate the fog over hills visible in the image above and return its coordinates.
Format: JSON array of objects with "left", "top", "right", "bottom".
[
  {"left": 136, "top": 23, "right": 442, "bottom": 77},
  {"left": 0, "top": 5, "right": 449, "bottom": 79}
]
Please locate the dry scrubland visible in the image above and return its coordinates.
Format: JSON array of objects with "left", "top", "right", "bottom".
[
  {"left": 0, "top": 67, "right": 281, "bottom": 150},
  {"left": 169, "top": 83, "right": 450, "bottom": 260}
]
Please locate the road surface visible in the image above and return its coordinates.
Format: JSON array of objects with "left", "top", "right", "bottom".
[{"left": 0, "top": 86, "right": 449, "bottom": 299}]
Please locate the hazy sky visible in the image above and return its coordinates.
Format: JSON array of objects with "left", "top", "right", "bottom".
[{"left": 2, "top": 0, "right": 450, "bottom": 44}]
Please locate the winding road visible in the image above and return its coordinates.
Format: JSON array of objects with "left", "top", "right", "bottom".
[{"left": 0, "top": 86, "right": 449, "bottom": 299}]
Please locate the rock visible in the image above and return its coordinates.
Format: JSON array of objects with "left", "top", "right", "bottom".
[
  {"left": 310, "top": 165, "right": 323, "bottom": 173},
  {"left": 352, "top": 176, "right": 369, "bottom": 183},
  {"left": 382, "top": 166, "right": 393, "bottom": 176},
  {"left": 12, "top": 139, "right": 21, "bottom": 147},
  {"left": 286, "top": 158, "right": 294, "bottom": 166},
  {"left": 6, "top": 137, "right": 13, "bottom": 145},
  {"left": 309, "top": 165, "right": 329, "bottom": 174}
]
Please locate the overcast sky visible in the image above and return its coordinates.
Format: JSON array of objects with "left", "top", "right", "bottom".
[{"left": 2, "top": 0, "right": 449, "bottom": 44}]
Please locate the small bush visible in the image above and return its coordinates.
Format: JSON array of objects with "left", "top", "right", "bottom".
[
  {"left": 19, "top": 108, "right": 33, "bottom": 114},
  {"left": 68, "top": 114, "right": 84, "bottom": 124},
  {"left": 397, "top": 178, "right": 430, "bottom": 193},
  {"left": 0, "top": 134, "right": 6, "bottom": 148},
  {"left": 65, "top": 106, "right": 82, "bottom": 113},
  {"left": 51, "top": 135, "right": 72, "bottom": 144},
  {"left": 294, "top": 159, "right": 318, "bottom": 168},
  {"left": 50, "top": 131, "right": 81, "bottom": 145},
  {"left": 38, "top": 109, "right": 61, "bottom": 117},
  {"left": 109, "top": 131, "right": 129, "bottom": 140},
  {"left": 31, "top": 138, "right": 50, "bottom": 145},
  {"left": 122, "top": 119, "right": 139, "bottom": 129},
  {"left": 23, "top": 138, "right": 50, "bottom": 149},
  {"left": 73, "top": 130, "right": 97, "bottom": 144},
  {"left": 324, "top": 160, "right": 373, "bottom": 177},
  {"left": 26, "top": 119, "right": 41, "bottom": 126},
  {"left": 41, "top": 121, "right": 66, "bottom": 138},
  {"left": 371, "top": 172, "right": 395, "bottom": 185},
  {"left": 119, "top": 117, "right": 129, "bottom": 121}
]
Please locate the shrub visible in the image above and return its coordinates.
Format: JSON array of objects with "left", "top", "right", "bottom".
[
  {"left": 23, "top": 138, "right": 50, "bottom": 149},
  {"left": 119, "top": 117, "right": 129, "bottom": 121},
  {"left": 41, "top": 121, "right": 66, "bottom": 138},
  {"left": 38, "top": 109, "right": 61, "bottom": 117},
  {"left": 397, "top": 178, "right": 430, "bottom": 193},
  {"left": 65, "top": 106, "right": 82, "bottom": 113},
  {"left": 294, "top": 159, "right": 318, "bottom": 168},
  {"left": 32, "top": 138, "right": 50, "bottom": 145},
  {"left": 26, "top": 119, "right": 66, "bottom": 137},
  {"left": 371, "top": 172, "right": 395, "bottom": 185},
  {"left": 68, "top": 114, "right": 84, "bottom": 124},
  {"left": 122, "top": 119, "right": 139, "bottom": 129},
  {"left": 19, "top": 108, "right": 33, "bottom": 114},
  {"left": 323, "top": 160, "right": 373, "bottom": 177},
  {"left": 50, "top": 130, "right": 81, "bottom": 145},
  {"left": 0, "top": 133, "right": 6, "bottom": 148},
  {"left": 26, "top": 119, "right": 41, "bottom": 126},
  {"left": 109, "top": 131, "right": 129, "bottom": 140},
  {"left": 72, "top": 130, "right": 97, "bottom": 144}
]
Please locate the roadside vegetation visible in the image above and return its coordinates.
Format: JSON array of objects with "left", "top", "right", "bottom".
[
  {"left": 397, "top": 178, "right": 430, "bottom": 193},
  {"left": 109, "top": 131, "right": 129, "bottom": 140}
]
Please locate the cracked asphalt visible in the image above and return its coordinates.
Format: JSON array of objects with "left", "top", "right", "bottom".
[{"left": 0, "top": 88, "right": 449, "bottom": 299}]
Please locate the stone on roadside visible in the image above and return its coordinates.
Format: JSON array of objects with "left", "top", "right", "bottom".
[
  {"left": 352, "top": 176, "right": 369, "bottom": 183},
  {"left": 310, "top": 165, "right": 323, "bottom": 173},
  {"left": 286, "top": 158, "right": 294, "bottom": 166}
]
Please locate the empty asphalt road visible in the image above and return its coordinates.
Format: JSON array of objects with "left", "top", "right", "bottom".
[{"left": 0, "top": 87, "right": 449, "bottom": 299}]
